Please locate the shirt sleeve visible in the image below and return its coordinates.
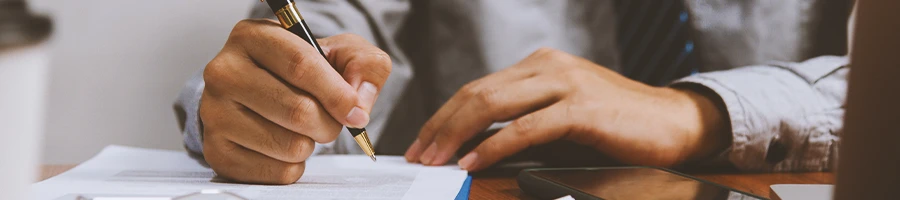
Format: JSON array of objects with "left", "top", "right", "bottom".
[
  {"left": 175, "top": 1, "right": 411, "bottom": 156},
  {"left": 672, "top": 55, "right": 848, "bottom": 172}
]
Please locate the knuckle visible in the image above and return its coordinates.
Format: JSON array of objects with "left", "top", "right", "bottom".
[
  {"left": 345, "top": 52, "right": 392, "bottom": 80},
  {"left": 298, "top": 137, "right": 316, "bottom": 154},
  {"left": 287, "top": 50, "right": 317, "bottom": 83},
  {"left": 202, "top": 58, "right": 232, "bottom": 92},
  {"left": 458, "top": 82, "right": 480, "bottom": 99},
  {"left": 283, "top": 135, "right": 314, "bottom": 163},
  {"left": 533, "top": 47, "right": 561, "bottom": 58},
  {"left": 368, "top": 51, "right": 392, "bottom": 66},
  {"left": 474, "top": 87, "right": 501, "bottom": 109},
  {"left": 233, "top": 19, "right": 254, "bottom": 31},
  {"left": 478, "top": 140, "right": 501, "bottom": 156},
  {"left": 288, "top": 97, "right": 318, "bottom": 126},
  {"left": 511, "top": 116, "right": 538, "bottom": 136},
  {"left": 229, "top": 20, "right": 259, "bottom": 42},
  {"left": 531, "top": 47, "right": 572, "bottom": 63},
  {"left": 269, "top": 163, "right": 305, "bottom": 185},
  {"left": 272, "top": 164, "right": 305, "bottom": 185},
  {"left": 364, "top": 52, "right": 393, "bottom": 76}
]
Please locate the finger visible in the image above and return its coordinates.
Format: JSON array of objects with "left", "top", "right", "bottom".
[
  {"left": 222, "top": 104, "right": 317, "bottom": 163},
  {"left": 405, "top": 92, "right": 465, "bottom": 163},
  {"left": 457, "top": 103, "right": 573, "bottom": 171},
  {"left": 318, "top": 34, "right": 392, "bottom": 112},
  {"left": 204, "top": 52, "right": 342, "bottom": 143},
  {"left": 228, "top": 19, "right": 364, "bottom": 128},
  {"left": 405, "top": 60, "right": 543, "bottom": 162},
  {"left": 203, "top": 129, "right": 306, "bottom": 185},
  {"left": 421, "top": 76, "right": 567, "bottom": 166},
  {"left": 418, "top": 142, "right": 439, "bottom": 165}
]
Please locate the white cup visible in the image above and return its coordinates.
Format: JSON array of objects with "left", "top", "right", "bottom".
[
  {"left": 0, "top": 1, "right": 52, "bottom": 199},
  {"left": 0, "top": 43, "right": 49, "bottom": 200}
]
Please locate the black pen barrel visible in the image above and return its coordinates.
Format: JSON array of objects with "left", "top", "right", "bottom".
[
  {"left": 263, "top": 0, "right": 375, "bottom": 159},
  {"left": 287, "top": 20, "right": 326, "bottom": 56},
  {"left": 264, "top": 0, "right": 291, "bottom": 13}
]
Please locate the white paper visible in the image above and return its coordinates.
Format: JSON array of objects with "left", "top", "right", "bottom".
[
  {"left": 770, "top": 184, "right": 834, "bottom": 200},
  {"left": 32, "top": 145, "right": 467, "bottom": 200}
]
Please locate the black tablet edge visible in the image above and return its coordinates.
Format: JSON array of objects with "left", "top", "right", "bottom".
[{"left": 516, "top": 166, "right": 768, "bottom": 200}]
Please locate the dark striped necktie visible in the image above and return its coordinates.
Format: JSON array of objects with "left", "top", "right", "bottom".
[{"left": 616, "top": 0, "right": 698, "bottom": 86}]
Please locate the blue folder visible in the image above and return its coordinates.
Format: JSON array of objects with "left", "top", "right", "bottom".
[{"left": 454, "top": 176, "right": 473, "bottom": 200}]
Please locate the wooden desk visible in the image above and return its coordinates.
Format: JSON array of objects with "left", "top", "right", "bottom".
[{"left": 41, "top": 165, "right": 834, "bottom": 199}]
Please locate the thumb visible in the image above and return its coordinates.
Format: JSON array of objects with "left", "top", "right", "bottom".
[
  {"left": 355, "top": 81, "right": 381, "bottom": 114},
  {"left": 319, "top": 34, "right": 392, "bottom": 119}
]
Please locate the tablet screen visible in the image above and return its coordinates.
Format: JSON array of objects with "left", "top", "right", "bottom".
[{"left": 530, "top": 168, "right": 764, "bottom": 200}]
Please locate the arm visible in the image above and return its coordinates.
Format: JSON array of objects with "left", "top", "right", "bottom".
[
  {"left": 672, "top": 0, "right": 852, "bottom": 172},
  {"left": 673, "top": 55, "right": 848, "bottom": 172},
  {"left": 175, "top": 1, "right": 411, "bottom": 156}
]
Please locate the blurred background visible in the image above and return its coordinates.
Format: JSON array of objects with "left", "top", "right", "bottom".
[
  {"left": 29, "top": 0, "right": 254, "bottom": 164},
  {"left": 20, "top": 0, "right": 852, "bottom": 165}
]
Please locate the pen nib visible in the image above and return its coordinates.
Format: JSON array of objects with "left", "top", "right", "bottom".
[{"left": 369, "top": 155, "right": 377, "bottom": 162}]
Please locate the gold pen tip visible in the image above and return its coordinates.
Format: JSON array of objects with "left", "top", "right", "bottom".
[{"left": 369, "top": 155, "right": 377, "bottom": 162}]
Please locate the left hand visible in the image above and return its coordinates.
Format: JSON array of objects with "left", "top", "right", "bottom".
[{"left": 404, "top": 48, "right": 730, "bottom": 171}]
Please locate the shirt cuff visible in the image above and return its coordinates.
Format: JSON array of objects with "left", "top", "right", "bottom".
[
  {"left": 670, "top": 57, "right": 845, "bottom": 172},
  {"left": 176, "top": 69, "right": 206, "bottom": 155},
  {"left": 671, "top": 76, "right": 746, "bottom": 169}
]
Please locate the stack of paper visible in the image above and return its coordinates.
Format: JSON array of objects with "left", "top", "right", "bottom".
[{"left": 32, "top": 146, "right": 469, "bottom": 200}]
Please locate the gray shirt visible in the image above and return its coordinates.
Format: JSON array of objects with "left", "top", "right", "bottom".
[{"left": 175, "top": 0, "right": 847, "bottom": 172}]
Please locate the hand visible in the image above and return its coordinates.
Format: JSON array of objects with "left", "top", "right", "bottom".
[
  {"left": 404, "top": 48, "right": 729, "bottom": 171},
  {"left": 200, "top": 19, "right": 391, "bottom": 184}
]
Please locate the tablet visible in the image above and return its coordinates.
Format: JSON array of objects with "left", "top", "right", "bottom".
[{"left": 518, "top": 166, "right": 766, "bottom": 200}]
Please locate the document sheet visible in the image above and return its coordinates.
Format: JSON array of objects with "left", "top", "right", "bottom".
[
  {"left": 32, "top": 145, "right": 468, "bottom": 200},
  {"left": 770, "top": 184, "right": 834, "bottom": 200}
]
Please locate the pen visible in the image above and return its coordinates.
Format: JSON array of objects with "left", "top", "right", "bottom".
[{"left": 261, "top": 0, "right": 376, "bottom": 162}]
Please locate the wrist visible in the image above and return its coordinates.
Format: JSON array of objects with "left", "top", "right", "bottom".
[{"left": 666, "top": 86, "right": 732, "bottom": 164}]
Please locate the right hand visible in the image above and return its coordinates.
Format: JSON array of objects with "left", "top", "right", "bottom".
[{"left": 200, "top": 19, "right": 391, "bottom": 185}]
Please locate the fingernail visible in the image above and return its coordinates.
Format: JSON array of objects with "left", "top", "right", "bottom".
[
  {"left": 458, "top": 152, "right": 478, "bottom": 171},
  {"left": 358, "top": 81, "right": 378, "bottom": 109},
  {"left": 433, "top": 149, "right": 454, "bottom": 166},
  {"left": 420, "top": 143, "right": 438, "bottom": 165},
  {"left": 345, "top": 107, "right": 370, "bottom": 128},
  {"left": 405, "top": 139, "right": 423, "bottom": 163}
]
